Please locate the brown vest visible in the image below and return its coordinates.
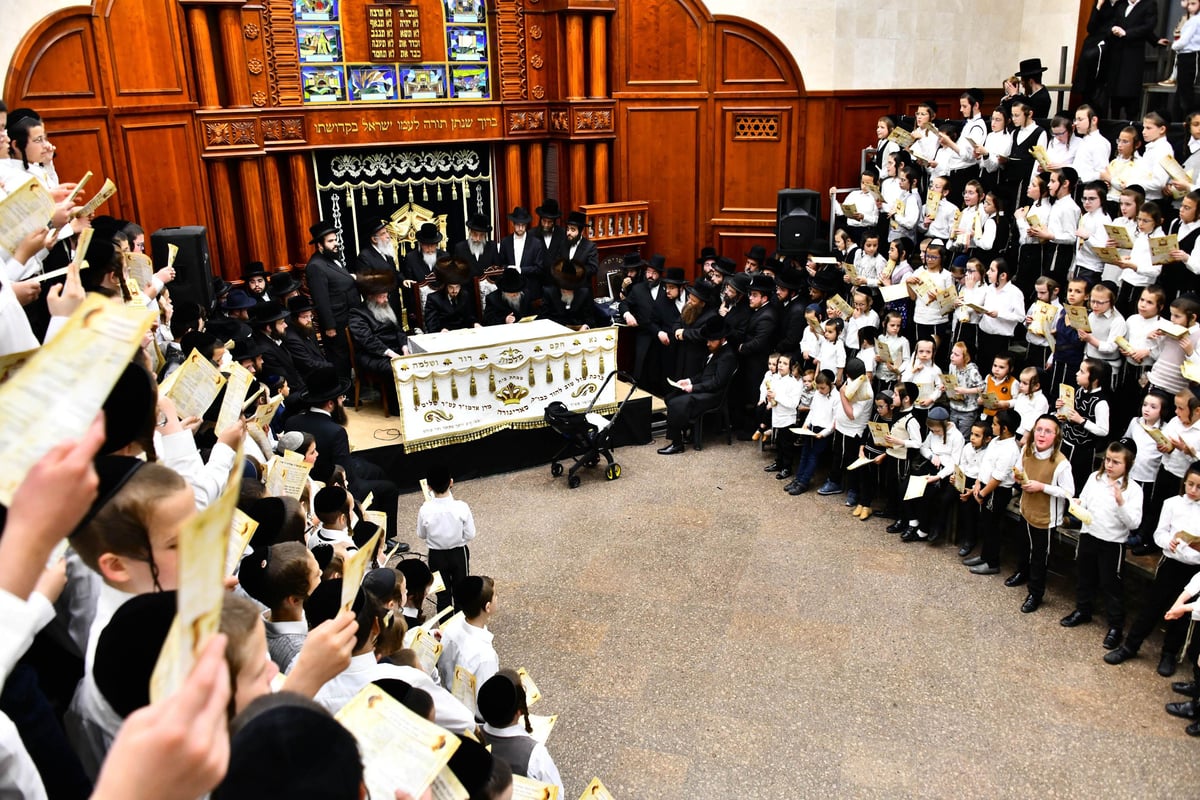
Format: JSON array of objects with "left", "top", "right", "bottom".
[{"left": 1020, "top": 449, "right": 1066, "bottom": 528}]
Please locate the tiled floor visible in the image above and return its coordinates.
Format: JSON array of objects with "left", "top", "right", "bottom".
[{"left": 389, "top": 426, "right": 1199, "bottom": 798}]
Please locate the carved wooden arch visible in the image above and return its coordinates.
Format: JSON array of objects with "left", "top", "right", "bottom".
[
  {"left": 6, "top": 6, "right": 105, "bottom": 113},
  {"left": 711, "top": 16, "right": 805, "bottom": 95}
]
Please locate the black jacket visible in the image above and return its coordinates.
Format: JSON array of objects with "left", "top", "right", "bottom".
[
  {"left": 347, "top": 307, "right": 407, "bottom": 373},
  {"left": 283, "top": 327, "right": 333, "bottom": 380},
  {"left": 424, "top": 290, "right": 478, "bottom": 331},
  {"left": 305, "top": 252, "right": 361, "bottom": 333},
  {"left": 283, "top": 410, "right": 350, "bottom": 484}
]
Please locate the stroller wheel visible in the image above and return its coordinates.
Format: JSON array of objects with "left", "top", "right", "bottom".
[
  {"left": 551, "top": 462, "right": 563, "bottom": 477},
  {"left": 605, "top": 463, "right": 622, "bottom": 480},
  {"left": 568, "top": 474, "right": 581, "bottom": 489}
]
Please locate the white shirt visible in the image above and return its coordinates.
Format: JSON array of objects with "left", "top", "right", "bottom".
[
  {"left": 910, "top": 267, "right": 953, "bottom": 325},
  {"left": 833, "top": 385, "right": 874, "bottom": 436},
  {"left": 1022, "top": 447, "right": 1076, "bottom": 527},
  {"left": 1074, "top": 130, "right": 1113, "bottom": 183},
  {"left": 947, "top": 115, "right": 988, "bottom": 171},
  {"left": 481, "top": 721, "right": 564, "bottom": 789},
  {"left": 307, "top": 524, "right": 356, "bottom": 552},
  {"left": 1123, "top": 416, "right": 1164, "bottom": 482},
  {"left": 512, "top": 232, "right": 526, "bottom": 270},
  {"left": 437, "top": 620, "right": 499, "bottom": 694},
  {"left": 1140, "top": 137, "right": 1173, "bottom": 199},
  {"left": 1079, "top": 472, "right": 1143, "bottom": 543},
  {"left": 1154, "top": 495, "right": 1200, "bottom": 566},
  {"left": 832, "top": 189, "right": 880, "bottom": 228},
  {"left": 985, "top": 436, "right": 1021, "bottom": 486},
  {"left": 1161, "top": 417, "right": 1200, "bottom": 477},
  {"left": 315, "top": 653, "right": 476, "bottom": 731},
  {"left": 978, "top": 282, "right": 1025, "bottom": 336},
  {"left": 920, "top": 425, "right": 965, "bottom": 479},
  {"left": 1075, "top": 207, "right": 1112, "bottom": 273},
  {"left": 959, "top": 441, "right": 985, "bottom": 480},
  {"left": 417, "top": 492, "right": 477, "bottom": 550},
  {"left": 1046, "top": 194, "right": 1081, "bottom": 245},
  {"left": 1011, "top": 391, "right": 1049, "bottom": 436},
  {"left": 805, "top": 391, "right": 836, "bottom": 433},
  {"left": 1045, "top": 134, "right": 1081, "bottom": 169},
  {"left": 979, "top": 130, "right": 1012, "bottom": 174}
]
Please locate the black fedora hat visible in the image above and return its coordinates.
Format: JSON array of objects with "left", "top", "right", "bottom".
[
  {"left": 415, "top": 222, "right": 443, "bottom": 245},
  {"left": 1015, "top": 57, "right": 1047, "bottom": 77},
  {"left": 661, "top": 267, "right": 686, "bottom": 285},
  {"left": 727, "top": 272, "right": 751, "bottom": 294},
  {"left": 230, "top": 336, "right": 268, "bottom": 363},
  {"left": 433, "top": 257, "right": 471, "bottom": 286},
  {"left": 550, "top": 258, "right": 588, "bottom": 290},
  {"left": 697, "top": 315, "right": 728, "bottom": 341},
  {"left": 775, "top": 265, "right": 807, "bottom": 292},
  {"left": 746, "top": 272, "right": 776, "bottom": 295},
  {"left": 222, "top": 287, "right": 257, "bottom": 311},
  {"left": 497, "top": 267, "right": 526, "bottom": 293},
  {"left": 686, "top": 280, "right": 719, "bottom": 306},
  {"left": 241, "top": 262, "right": 267, "bottom": 281},
  {"left": 466, "top": 213, "right": 492, "bottom": 234},
  {"left": 566, "top": 210, "right": 587, "bottom": 230},
  {"left": 695, "top": 246, "right": 718, "bottom": 265},
  {"left": 507, "top": 206, "right": 533, "bottom": 225},
  {"left": 249, "top": 301, "right": 289, "bottom": 327},
  {"left": 308, "top": 220, "right": 337, "bottom": 244},
  {"left": 535, "top": 198, "right": 561, "bottom": 219},
  {"left": 300, "top": 366, "right": 352, "bottom": 405},
  {"left": 205, "top": 317, "right": 250, "bottom": 342},
  {"left": 621, "top": 252, "right": 647, "bottom": 270},
  {"left": 745, "top": 245, "right": 767, "bottom": 262},
  {"left": 362, "top": 218, "right": 389, "bottom": 238},
  {"left": 269, "top": 271, "right": 301, "bottom": 296},
  {"left": 648, "top": 254, "right": 666, "bottom": 272},
  {"left": 713, "top": 256, "right": 736, "bottom": 277},
  {"left": 287, "top": 294, "right": 315, "bottom": 315}
]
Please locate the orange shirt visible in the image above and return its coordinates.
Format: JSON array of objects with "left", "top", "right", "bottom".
[{"left": 983, "top": 375, "right": 1016, "bottom": 417}]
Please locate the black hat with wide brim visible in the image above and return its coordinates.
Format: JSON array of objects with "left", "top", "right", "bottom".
[
  {"left": 535, "top": 198, "right": 561, "bottom": 219},
  {"left": 300, "top": 365, "right": 353, "bottom": 405},
  {"left": 433, "top": 257, "right": 471, "bottom": 286},
  {"left": 507, "top": 206, "right": 532, "bottom": 225},
  {"left": 415, "top": 222, "right": 444, "bottom": 245},
  {"left": 1015, "top": 57, "right": 1047, "bottom": 77},
  {"left": 550, "top": 258, "right": 588, "bottom": 290},
  {"left": 308, "top": 220, "right": 337, "bottom": 244}
]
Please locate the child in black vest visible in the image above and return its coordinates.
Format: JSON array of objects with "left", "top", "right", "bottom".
[{"left": 477, "top": 670, "right": 563, "bottom": 791}]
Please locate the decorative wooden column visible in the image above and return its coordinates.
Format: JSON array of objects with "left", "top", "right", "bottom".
[
  {"left": 218, "top": 7, "right": 251, "bottom": 107},
  {"left": 565, "top": 14, "right": 586, "bottom": 101},
  {"left": 185, "top": 6, "right": 220, "bottom": 109},
  {"left": 588, "top": 15, "right": 608, "bottom": 99},
  {"left": 207, "top": 161, "right": 240, "bottom": 279},
  {"left": 288, "top": 154, "right": 318, "bottom": 258},
  {"left": 261, "top": 156, "right": 290, "bottom": 269},
  {"left": 503, "top": 143, "right": 524, "bottom": 214},
  {"left": 570, "top": 142, "right": 588, "bottom": 209},
  {"left": 236, "top": 159, "right": 269, "bottom": 266},
  {"left": 592, "top": 142, "right": 610, "bottom": 204},
  {"left": 527, "top": 142, "right": 544, "bottom": 206}
]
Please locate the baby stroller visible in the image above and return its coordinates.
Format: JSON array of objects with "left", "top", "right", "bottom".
[{"left": 544, "top": 370, "right": 637, "bottom": 488}]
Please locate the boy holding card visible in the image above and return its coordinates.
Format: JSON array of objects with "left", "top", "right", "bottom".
[
  {"left": 1013, "top": 415, "right": 1074, "bottom": 614},
  {"left": 478, "top": 670, "right": 563, "bottom": 790},
  {"left": 438, "top": 575, "right": 500, "bottom": 694},
  {"left": 417, "top": 464, "right": 476, "bottom": 612}
]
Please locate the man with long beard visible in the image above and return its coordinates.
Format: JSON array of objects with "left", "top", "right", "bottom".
[
  {"left": 423, "top": 258, "right": 479, "bottom": 332},
  {"left": 535, "top": 198, "right": 566, "bottom": 266},
  {"left": 403, "top": 222, "right": 447, "bottom": 286},
  {"left": 672, "top": 279, "right": 720, "bottom": 380},
  {"left": 304, "top": 220, "right": 360, "bottom": 379},
  {"left": 249, "top": 301, "right": 307, "bottom": 395},
  {"left": 452, "top": 213, "right": 500, "bottom": 277},
  {"left": 283, "top": 294, "right": 333, "bottom": 382},
  {"left": 349, "top": 274, "right": 408, "bottom": 412},
  {"left": 542, "top": 259, "right": 607, "bottom": 330},
  {"left": 652, "top": 266, "right": 687, "bottom": 389},
  {"left": 285, "top": 367, "right": 407, "bottom": 551},
  {"left": 563, "top": 210, "right": 599, "bottom": 276},
  {"left": 483, "top": 268, "right": 535, "bottom": 325}
]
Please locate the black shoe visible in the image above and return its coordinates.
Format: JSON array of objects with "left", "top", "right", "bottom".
[
  {"left": 657, "top": 442, "right": 686, "bottom": 455},
  {"left": 1165, "top": 700, "right": 1198, "bottom": 720},
  {"left": 763, "top": 461, "right": 779, "bottom": 472},
  {"left": 787, "top": 482, "right": 809, "bottom": 496},
  {"left": 925, "top": 530, "right": 943, "bottom": 545},
  {"left": 1187, "top": 720, "right": 1200, "bottom": 737},
  {"left": 962, "top": 555, "right": 986, "bottom": 566},
  {"left": 1103, "top": 628, "right": 1123, "bottom": 650},
  {"left": 1104, "top": 645, "right": 1136, "bottom": 665},
  {"left": 1172, "top": 681, "right": 1199, "bottom": 697},
  {"left": 1021, "top": 594, "right": 1041, "bottom": 614},
  {"left": 886, "top": 519, "right": 907, "bottom": 534},
  {"left": 957, "top": 541, "right": 976, "bottom": 558},
  {"left": 1004, "top": 571, "right": 1027, "bottom": 588},
  {"left": 900, "top": 527, "right": 921, "bottom": 542},
  {"left": 1131, "top": 543, "right": 1159, "bottom": 557},
  {"left": 1060, "top": 610, "right": 1092, "bottom": 628},
  {"left": 1158, "top": 652, "right": 1178, "bottom": 677},
  {"left": 384, "top": 539, "right": 411, "bottom": 555},
  {"left": 776, "top": 468, "right": 792, "bottom": 480}
]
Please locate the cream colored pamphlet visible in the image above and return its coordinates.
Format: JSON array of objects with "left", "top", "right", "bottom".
[
  {"left": 517, "top": 666, "right": 542, "bottom": 706},
  {"left": 430, "top": 767, "right": 470, "bottom": 800},
  {"left": 846, "top": 456, "right": 873, "bottom": 471},
  {"left": 264, "top": 451, "right": 313, "bottom": 501},
  {"left": 341, "top": 529, "right": 382, "bottom": 611},
  {"left": 1150, "top": 234, "right": 1179, "bottom": 265},
  {"left": 450, "top": 665, "right": 478, "bottom": 716},
  {"left": 0, "top": 294, "right": 155, "bottom": 505},
  {"left": 336, "top": 684, "right": 460, "bottom": 799},
  {"left": 215, "top": 362, "right": 255, "bottom": 432},
  {"left": 952, "top": 465, "right": 967, "bottom": 493},
  {"left": 225, "top": 509, "right": 259, "bottom": 576},
  {"left": 879, "top": 283, "right": 909, "bottom": 303},
  {"left": 1104, "top": 224, "right": 1134, "bottom": 249},
  {"left": 867, "top": 421, "right": 891, "bottom": 447},
  {"left": 511, "top": 775, "right": 560, "bottom": 800},
  {"left": 70, "top": 178, "right": 117, "bottom": 220},
  {"left": 409, "top": 628, "right": 444, "bottom": 675},
  {"left": 1068, "top": 499, "right": 1093, "bottom": 525},
  {"left": 903, "top": 475, "right": 927, "bottom": 500},
  {"left": 1058, "top": 384, "right": 1076, "bottom": 418},
  {"left": 165, "top": 349, "right": 227, "bottom": 419},
  {"left": 124, "top": 252, "right": 154, "bottom": 290},
  {"left": 0, "top": 176, "right": 55, "bottom": 254},
  {"left": 252, "top": 392, "right": 284, "bottom": 430},
  {"left": 429, "top": 569, "right": 447, "bottom": 595},
  {"left": 578, "top": 778, "right": 615, "bottom": 800},
  {"left": 528, "top": 713, "right": 558, "bottom": 745},
  {"left": 150, "top": 442, "right": 243, "bottom": 703}
]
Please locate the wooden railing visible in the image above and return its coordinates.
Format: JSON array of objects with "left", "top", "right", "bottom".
[{"left": 580, "top": 201, "right": 649, "bottom": 245}]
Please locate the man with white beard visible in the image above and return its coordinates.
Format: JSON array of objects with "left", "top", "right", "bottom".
[
  {"left": 483, "top": 267, "right": 535, "bottom": 325},
  {"left": 348, "top": 274, "right": 409, "bottom": 410},
  {"left": 452, "top": 213, "right": 500, "bottom": 277},
  {"left": 541, "top": 259, "right": 607, "bottom": 330},
  {"left": 402, "top": 222, "right": 446, "bottom": 286},
  {"left": 354, "top": 218, "right": 398, "bottom": 277}
]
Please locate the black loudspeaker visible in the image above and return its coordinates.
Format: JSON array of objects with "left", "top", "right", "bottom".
[
  {"left": 151, "top": 226, "right": 212, "bottom": 310},
  {"left": 776, "top": 188, "right": 821, "bottom": 255}
]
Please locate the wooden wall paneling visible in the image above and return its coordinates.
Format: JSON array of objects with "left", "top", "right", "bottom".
[
  {"left": 207, "top": 161, "right": 240, "bottom": 279},
  {"left": 5, "top": 9, "right": 106, "bottom": 112},
  {"left": 618, "top": 103, "right": 702, "bottom": 261},
  {"left": 588, "top": 14, "right": 608, "bottom": 99},
  {"left": 242, "top": 6, "right": 270, "bottom": 110},
  {"left": 715, "top": 102, "right": 793, "bottom": 215},
  {"left": 712, "top": 24, "right": 794, "bottom": 90},
  {"left": 185, "top": 6, "right": 221, "bottom": 109},
  {"left": 98, "top": 0, "right": 191, "bottom": 107},
  {"left": 260, "top": 155, "right": 291, "bottom": 269},
  {"left": 714, "top": 228, "right": 776, "bottom": 265},
  {"left": 527, "top": 141, "right": 545, "bottom": 206},
  {"left": 835, "top": 100, "right": 893, "bottom": 188},
  {"left": 569, "top": 142, "right": 588, "bottom": 209},
  {"left": 617, "top": 1, "right": 706, "bottom": 92},
  {"left": 288, "top": 153, "right": 318, "bottom": 263},
  {"left": 218, "top": 7, "right": 252, "bottom": 107},
  {"left": 503, "top": 143, "right": 524, "bottom": 214},
  {"left": 118, "top": 114, "right": 213, "bottom": 261},
  {"left": 799, "top": 97, "right": 834, "bottom": 219},
  {"left": 565, "top": 14, "right": 586, "bottom": 100},
  {"left": 592, "top": 141, "right": 610, "bottom": 203},
  {"left": 35, "top": 118, "right": 117, "bottom": 200}
]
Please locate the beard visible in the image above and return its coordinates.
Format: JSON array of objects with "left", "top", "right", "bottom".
[
  {"left": 422, "top": 251, "right": 437, "bottom": 268},
  {"left": 368, "top": 302, "right": 398, "bottom": 327},
  {"left": 331, "top": 400, "right": 348, "bottom": 426},
  {"left": 503, "top": 293, "right": 523, "bottom": 312},
  {"left": 566, "top": 230, "right": 580, "bottom": 246},
  {"left": 469, "top": 240, "right": 485, "bottom": 260},
  {"left": 681, "top": 299, "right": 702, "bottom": 325},
  {"left": 560, "top": 289, "right": 574, "bottom": 305},
  {"left": 296, "top": 319, "right": 316, "bottom": 339}
]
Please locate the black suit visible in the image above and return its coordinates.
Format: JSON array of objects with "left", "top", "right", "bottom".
[
  {"left": 283, "top": 409, "right": 399, "bottom": 539},
  {"left": 664, "top": 344, "right": 737, "bottom": 444},
  {"left": 676, "top": 306, "right": 717, "bottom": 380},
  {"left": 424, "top": 290, "right": 477, "bottom": 331},
  {"left": 774, "top": 297, "right": 808, "bottom": 356},
  {"left": 621, "top": 280, "right": 661, "bottom": 383},
  {"left": 483, "top": 288, "right": 535, "bottom": 326},
  {"left": 1073, "top": 0, "right": 1120, "bottom": 108},
  {"left": 498, "top": 233, "right": 546, "bottom": 297},
  {"left": 403, "top": 248, "right": 446, "bottom": 284},
  {"left": 1106, "top": 0, "right": 1158, "bottom": 116},
  {"left": 347, "top": 307, "right": 407, "bottom": 374},
  {"left": 566, "top": 238, "right": 599, "bottom": 276},
  {"left": 538, "top": 228, "right": 568, "bottom": 268},
  {"left": 735, "top": 304, "right": 780, "bottom": 429},
  {"left": 452, "top": 240, "right": 501, "bottom": 277},
  {"left": 355, "top": 246, "right": 397, "bottom": 277},
  {"left": 652, "top": 292, "right": 684, "bottom": 386},
  {"left": 305, "top": 251, "right": 361, "bottom": 378},
  {"left": 540, "top": 285, "right": 608, "bottom": 329},
  {"left": 253, "top": 330, "right": 307, "bottom": 395},
  {"left": 283, "top": 327, "right": 332, "bottom": 381}
]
